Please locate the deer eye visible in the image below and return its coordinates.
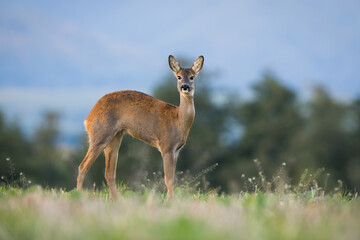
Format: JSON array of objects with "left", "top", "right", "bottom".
[
  {"left": 190, "top": 76, "right": 194, "bottom": 80},
  {"left": 177, "top": 76, "right": 181, "bottom": 80}
]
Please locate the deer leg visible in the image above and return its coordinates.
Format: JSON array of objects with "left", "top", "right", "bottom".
[
  {"left": 77, "top": 133, "right": 113, "bottom": 191},
  {"left": 162, "top": 151, "right": 177, "bottom": 201},
  {"left": 104, "top": 131, "right": 123, "bottom": 201}
]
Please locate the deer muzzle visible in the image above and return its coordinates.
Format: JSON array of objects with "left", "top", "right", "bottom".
[{"left": 181, "top": 85, "right": 190, "bottom": 93}]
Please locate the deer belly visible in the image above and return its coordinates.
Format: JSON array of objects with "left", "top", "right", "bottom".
[{"left": 124, "top": 124, "right": 159, "bottom": 148}]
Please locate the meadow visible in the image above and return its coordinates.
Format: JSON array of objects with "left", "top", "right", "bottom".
[{"left": 0, "top": 165, "right": 359, "bottom": 240}]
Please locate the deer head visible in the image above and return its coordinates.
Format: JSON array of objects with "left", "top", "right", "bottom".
[{"left": 168, "top": 55, "right": 204, "bottom": 97}]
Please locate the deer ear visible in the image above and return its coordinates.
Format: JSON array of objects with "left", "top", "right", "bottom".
[
  {"left": 191, "top": 56, "right": 204, "bottom": 74},
  {"left": 169, "top": 55, "right": 181, "bottom": 73}
]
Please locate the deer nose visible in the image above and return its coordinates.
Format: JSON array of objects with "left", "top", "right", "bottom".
[{"left": 181, "top": 85, "right": 190, "bottom": 92}]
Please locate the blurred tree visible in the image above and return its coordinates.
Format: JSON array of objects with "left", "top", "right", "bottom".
[
  {"left": 2, "top": 69, "right": 359, "bottom": 193},
  {"left": 304, "top": 87, "right": 353, "bottom": 187},
  {"left": 33, "top": 112, "right": 59, "bottom": 148},
  {"left": 28, "top": 111, "right": 73, "bottom": 187},
  {"left": 224, "top": 73, "right": 304, "bottom": 184},
  {"left": 0, "top": 109, "right": 31, "bottom": 182},
  {"left": 347, "top": 98, "right": 360, "bottom": 190}
]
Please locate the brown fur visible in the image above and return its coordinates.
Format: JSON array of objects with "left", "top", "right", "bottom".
[{"left": 77, "top": 55, "right": 204, "bottom": 201}]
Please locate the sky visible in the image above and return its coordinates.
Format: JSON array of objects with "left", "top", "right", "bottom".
[{"left": 0, "top": 0, "right": 359, "bottom": 145}]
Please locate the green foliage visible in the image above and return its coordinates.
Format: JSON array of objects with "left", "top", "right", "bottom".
[
  {"left": 0, "top": 111, "right": 31, "bottom": 174},
  {"left": 232, "top": 73, "right": 304, "bottom": 176},
  {"left": 0, "top": 111, "right": 74, "bottom": 189},
  {"left": 305, "top": 87, "right": 353, "bottom": 185}
]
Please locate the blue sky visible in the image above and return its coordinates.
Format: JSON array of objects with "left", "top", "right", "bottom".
[{"left": 0, "top": 0, "right": 359, "bottom": 144}]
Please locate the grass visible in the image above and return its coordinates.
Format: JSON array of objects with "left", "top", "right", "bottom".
[
  {"left": 0, "top": 185, "right": 359, "bottom": 240},
  {"left": 1, "top": 159, "right": 359, "bottom": 240}
]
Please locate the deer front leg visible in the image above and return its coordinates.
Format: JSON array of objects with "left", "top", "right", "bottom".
[{"left": 162, "top": 151, "right": 177, "bottom": 201}]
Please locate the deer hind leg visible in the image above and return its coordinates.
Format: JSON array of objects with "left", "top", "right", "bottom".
[
  {"left": 104, "top": 131, "right": 123, "bottom": 201},
  {"left": 77, "top": 129, "right": 115, "bottom": 191},
  {"left": 162, "top": 151, "right": 177, "bottom": 201}
]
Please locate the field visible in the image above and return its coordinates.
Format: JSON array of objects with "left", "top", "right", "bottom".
[{"left": 0, "top": 184, "right": 359, "bottom": 240}]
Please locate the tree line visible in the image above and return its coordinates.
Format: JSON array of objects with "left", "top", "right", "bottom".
[{"left": 1, "top": 69, "right": 359, "bottom": 192}]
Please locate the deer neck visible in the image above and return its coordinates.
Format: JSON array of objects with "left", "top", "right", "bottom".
[{"left": 178, "top": 93, "right": 195, "bottom": 131}]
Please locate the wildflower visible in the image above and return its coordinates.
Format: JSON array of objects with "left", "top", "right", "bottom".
[
  {"left": 252, "top": 177, "right": 256, "bottom": 180},
  {"left": 253, "top": 159, "right": 258, "bottom": 163},
  {"left": 28, "top": 180, "right": 31, "bottom": 184},
  {"left": 241, "top": 174, "right": 245, "bottom": 178},
  {"left": 1, "top": 176, "right": 4, "bottom": 179},
  {"left": 282, "top": 162, "right": 286, "bottom": 166},
  {"left": 248, "top": 178, "right": 252, "bottom": 183},
  {"left": 20, "top": 172, "right": 23, "bottom": 176},
  {"left": 6, "top": 158, "right": 10, "bottom": 161}
]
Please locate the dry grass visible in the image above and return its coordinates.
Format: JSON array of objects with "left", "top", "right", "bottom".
[{"left": 0, "top": 185, "right": 359, "bottom": 240}]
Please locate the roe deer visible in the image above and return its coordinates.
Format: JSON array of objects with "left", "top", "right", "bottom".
[{"left": 76, "top": 55, "right": 204, "bottom": 201}]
